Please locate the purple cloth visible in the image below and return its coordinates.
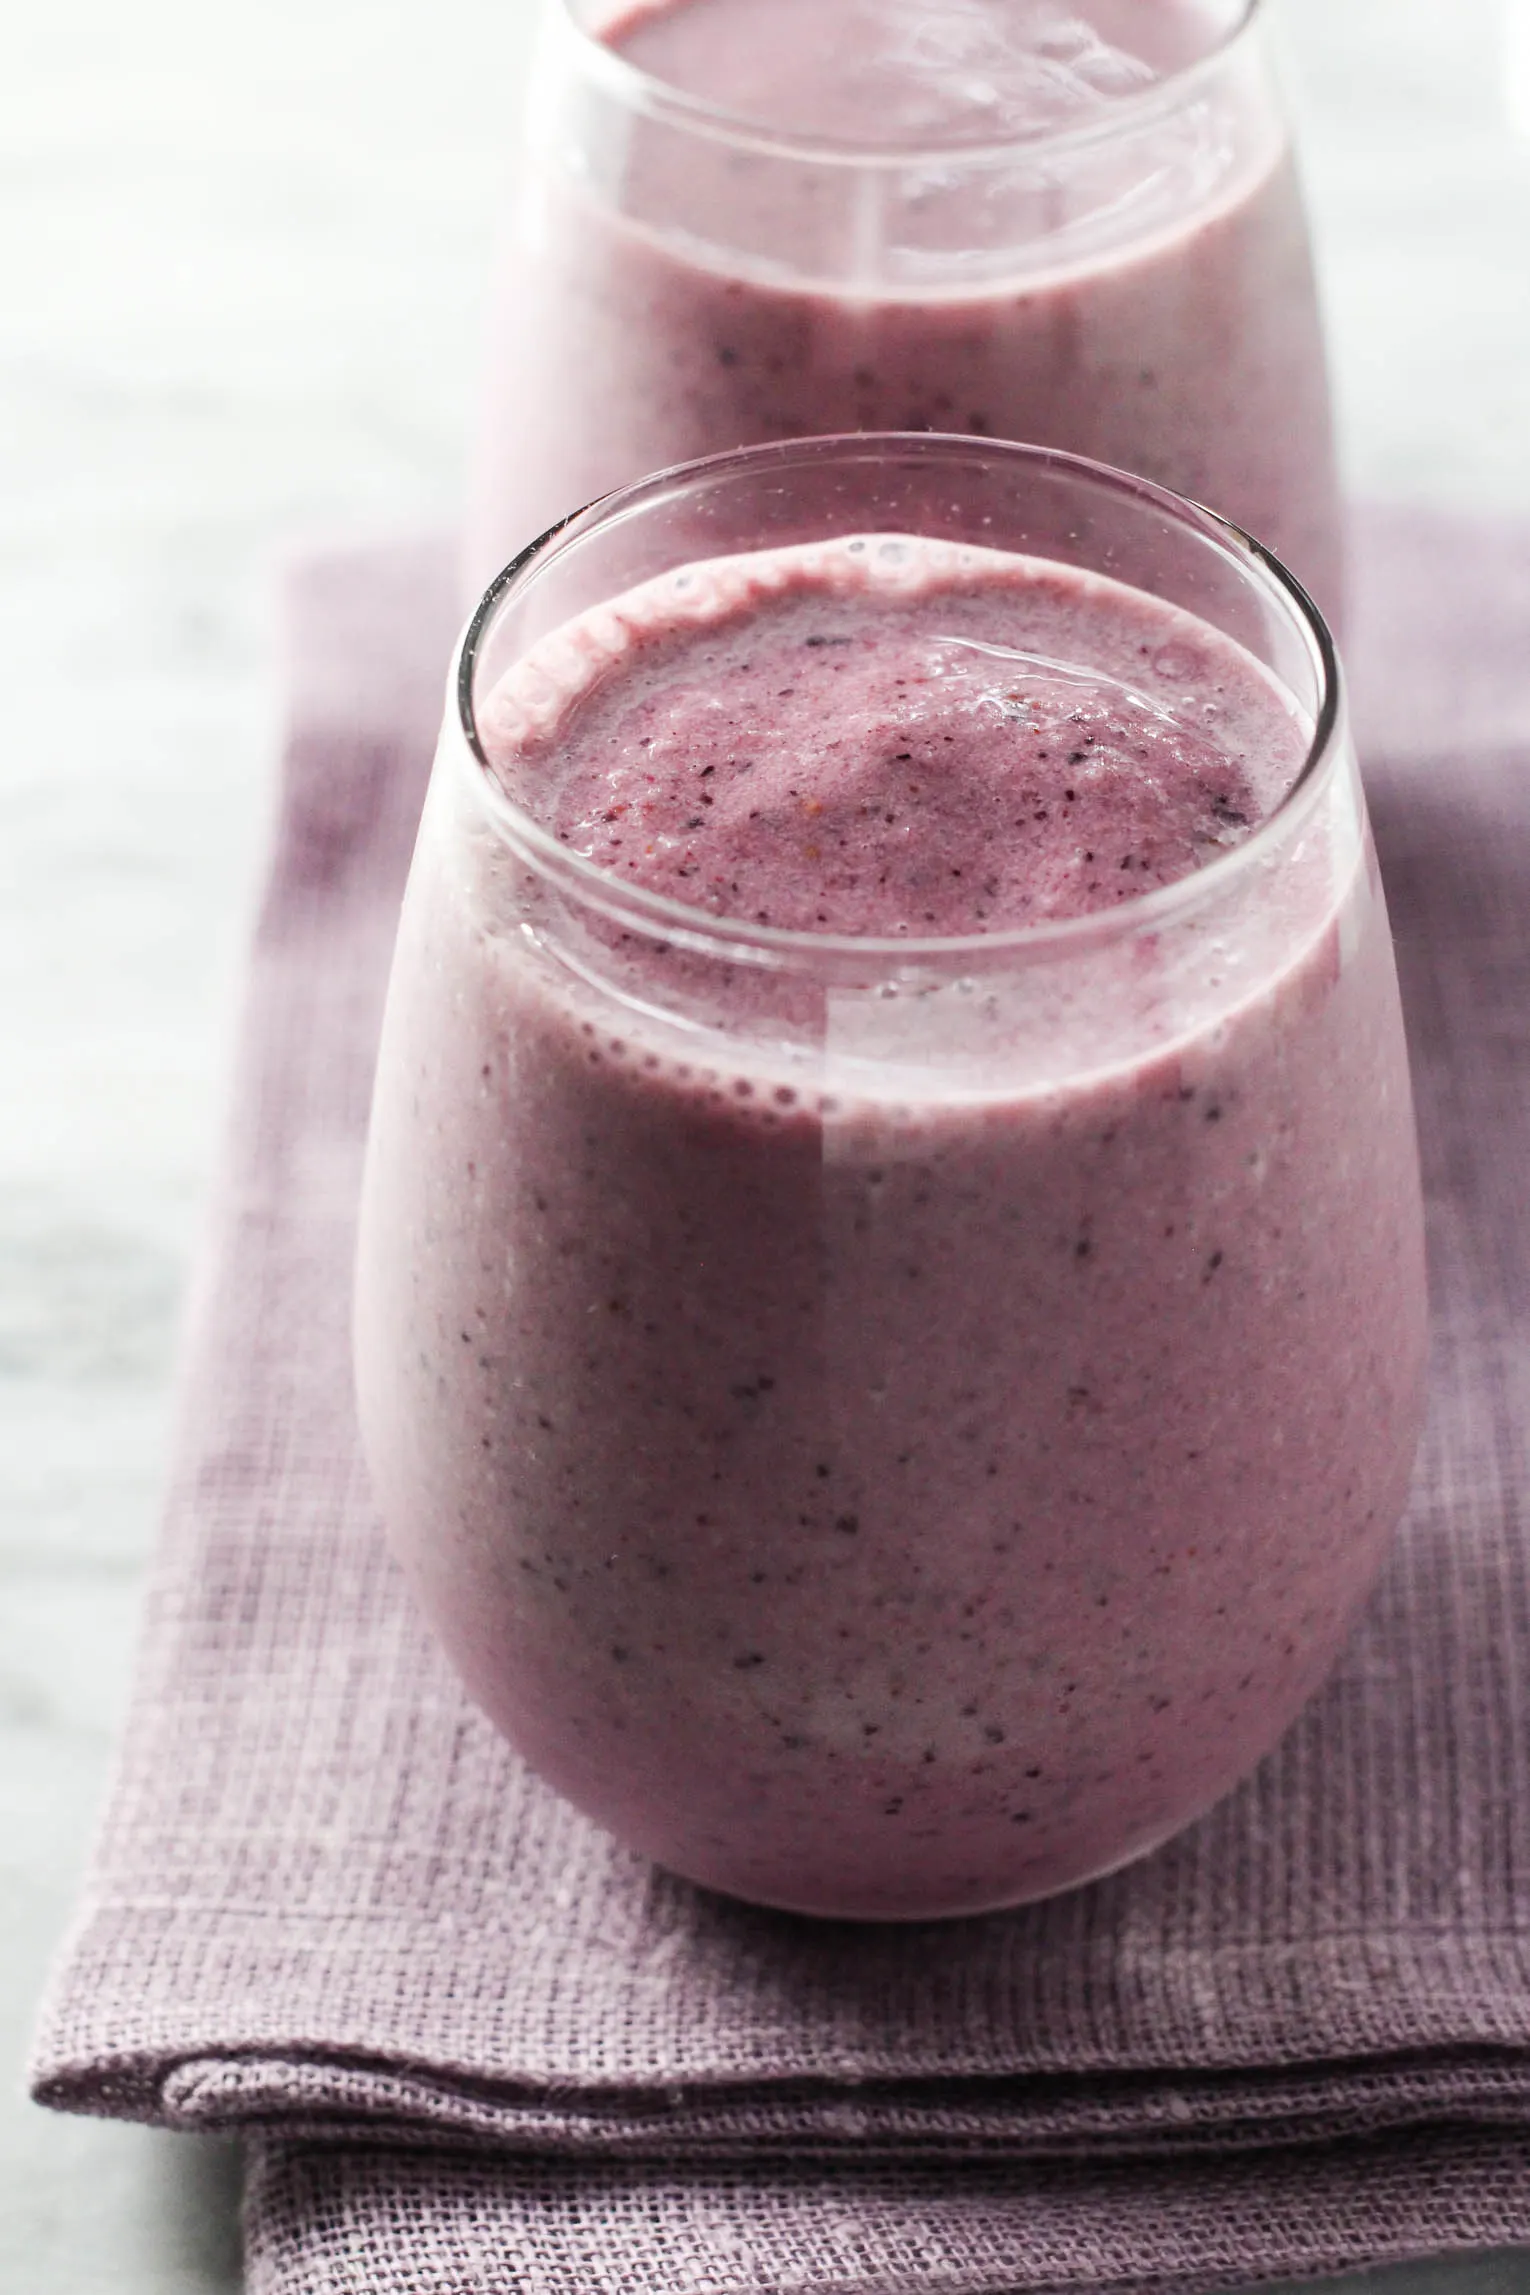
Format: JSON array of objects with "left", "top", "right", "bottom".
[{"left": 30, "top": 510, "right": 1530, "bottom": 2292}]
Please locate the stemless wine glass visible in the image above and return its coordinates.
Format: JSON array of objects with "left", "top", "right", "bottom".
[
  {"left": 357, "top": 434, "right": 1424, "bottom": 1921},
  {"left": 465, "top": 0, "right": 1342, "bottom": 610}
]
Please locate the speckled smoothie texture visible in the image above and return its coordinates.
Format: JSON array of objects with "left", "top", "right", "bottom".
[
  {"left": 354, "top": 538, "right": 1426, "bottom": 1918},
  {"left": 467, "top": 0, "right": 1341, "bottom": 606}
]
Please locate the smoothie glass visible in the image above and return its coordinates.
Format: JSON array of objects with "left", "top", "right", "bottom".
[
  {"left": 357, "top": 434, "right": 1425, "bottom": 1921},
  {"left": 466, "top": 0, "right": 1342, "bottom": 608}
]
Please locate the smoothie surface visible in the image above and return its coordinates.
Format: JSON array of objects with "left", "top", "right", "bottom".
[
  {"left": 480, "top": 538, "right": 1309, "bottom": 939},
  {"left": 605, "top": 0, "right": 1230, "bottom": 147}
]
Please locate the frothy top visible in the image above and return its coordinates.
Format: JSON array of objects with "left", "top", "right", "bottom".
[
  {"left": 477, "top": 535, "right": 1307, "bottom": 941},
  {"left": 604, "top": 0, "right": 1231, "bottom": 149}
]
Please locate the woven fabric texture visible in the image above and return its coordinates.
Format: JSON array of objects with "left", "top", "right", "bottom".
[{"left": 29, "top": 511, "right": 1530, "bottom": 2290}]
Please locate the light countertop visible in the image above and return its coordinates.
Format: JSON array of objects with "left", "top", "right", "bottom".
[{"left": 4, "top": 1, "right": 1530, "bottom": 2284}]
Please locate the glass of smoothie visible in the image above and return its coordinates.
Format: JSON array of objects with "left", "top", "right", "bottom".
[
  {"left": 357, "top": 433, "right": 1425, "bottom": 1921},
  {"left": 466, "top": 0, "right": 1342, "bottom": 611}
]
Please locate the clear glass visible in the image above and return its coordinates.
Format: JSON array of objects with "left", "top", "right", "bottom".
[
  {"left": 358, "top": 434, "right": 1424, "bottom": 1920},
  {"left": 466, "top": 0, "right": 1343, "bottom": 611}
]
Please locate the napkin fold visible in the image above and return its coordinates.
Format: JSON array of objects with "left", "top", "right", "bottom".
[{"left": 31, "top": 511, "right": 1530, "bottom": 2293}]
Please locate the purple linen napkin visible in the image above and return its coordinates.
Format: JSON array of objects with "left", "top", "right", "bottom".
[{"left": 30, "top": 510, "right": 1530, "bottom": 2292}]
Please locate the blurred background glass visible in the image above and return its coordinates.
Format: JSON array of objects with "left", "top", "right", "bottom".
[{"left": 463, "top": 0, "right": 1343, "bottom": 604}]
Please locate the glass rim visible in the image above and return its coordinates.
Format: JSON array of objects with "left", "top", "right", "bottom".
[
  {"left": 456, "top": 430, "right": 1343, "bottom": 970},
  {"left": 550, "top": 0, "right": 1265, "bottom": 170}
]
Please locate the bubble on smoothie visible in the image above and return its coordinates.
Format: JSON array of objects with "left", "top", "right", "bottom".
[{"left": 876, "top": 0, "right": 1160, "bottom": 139}]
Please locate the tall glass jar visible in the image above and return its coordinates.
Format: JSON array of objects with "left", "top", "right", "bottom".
[
  {"left": 360, "top": 435, "right": 1422, "bottom": 1920},
  {"left": 466, "top": 0, "right": 1342, "bottom": 609}
]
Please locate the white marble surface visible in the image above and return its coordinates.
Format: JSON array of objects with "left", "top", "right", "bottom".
[{"left": 5, "top": 1, "right": 1530, "bottom": 2284}]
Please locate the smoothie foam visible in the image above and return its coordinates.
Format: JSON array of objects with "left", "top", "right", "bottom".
[
  {"left": 480, "top": 535, "right": 1307, "bottom": 937},
  {"left": 611, "top": 0, "right": 1171, "bottom": 148},
  {"left": 356, "top": 538, "right": 1424, "bottom": 1918}
]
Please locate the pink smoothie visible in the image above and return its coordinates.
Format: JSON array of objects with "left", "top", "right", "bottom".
[
  {"left": 468, "top": 0, "right": 1341, "bottom": 605},
  {"left": 355, "top": 537, "right": 1425, "bottom": 1918}
]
